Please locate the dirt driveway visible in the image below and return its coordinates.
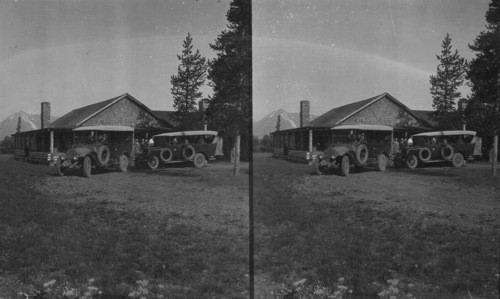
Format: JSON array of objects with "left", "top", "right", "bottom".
[
  {"left": 253, "top": 153, "right": 499, "bottom": 298},
  {"left": 0, "top": 155, "right": 250, "bottom": 297},
  {"left": 294, "top": 160, "right": 500, "bottom": 223},
  {"left": 33, "top": 161, "right": 250, "bottom": 231}
]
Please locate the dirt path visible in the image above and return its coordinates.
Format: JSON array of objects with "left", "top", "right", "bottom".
[
  {"left": 33, "top": 162, "right": 250, "bottom": 232},
  {"left": 253, "top": 154, "right": 500, "bottom": 297},
  {"left": 0, "top": 155, "right": 251, "bottom": 297},
  {"left": 292, "top": 161, "right": 500, "bottom": 224}
]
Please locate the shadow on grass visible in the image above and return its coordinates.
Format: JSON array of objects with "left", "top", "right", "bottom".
[
  {"left": 253, "top": 155, "right": 499, "bottom": 298},
  {"left": 139, "top": 169, "right": 200, "bottom": 178},
  {"left": 49, "top": 167, "right": 122, "bottom": 178},
  {"left": 388, "top": 164, "right": 460, "bottom": 178},
  {"left": 0, "top": 160, "right": 248, "bottom": 297}
]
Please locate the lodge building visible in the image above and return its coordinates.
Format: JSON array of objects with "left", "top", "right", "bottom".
[
  {"left": 271, "top": 92, "right": 437, "bottom": 162},
  {"left": 12, "top": 93, "right": 176, "bottom": 163}
]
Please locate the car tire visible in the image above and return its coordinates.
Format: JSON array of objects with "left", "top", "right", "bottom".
[
  {"left": 97, "top": 145, "right": 110, "bottom": 165},
  {"left": 452, "top": 152, "right": 465, "bottom": 168},
  {"left": 314, "top": 156, "right": 325, "bottom": 175},
  {"left": 193, "top": 153, "right": 206, "bottom": 168},
  {"left": 160, "top": 148, "right": 173, "bottom": 163},
  {"left": 341, "top": 155, "right": 350, "bottom": 176},
  {"left": 406, "top": 154, "right": 418, "bottom": 169},
  {"left": 377, "top": 154, "right": 387, "bottom": 172},
  {"left": 119, "top": 154, "right": 128, "bottom": 172},
  {"left": 182, "top": 145, "right": 196, "bottom": 160},
  {"left": 441, "top": 144, "right": 454, "bottom": 161},
  {"left": 56, "top": 158, "right": 65, "bottom": 176},
  {"left": 355, "top": 144, "right": 369, "bottom": 164},
  {"left": 82, "top": 156, "right": 92, "bottom": 177},
  {"left": 147, "top": 155, "right": 159, "bottom": 170},
  {"left": 418, "top": 147, "right": 431, "bottom": 162}
]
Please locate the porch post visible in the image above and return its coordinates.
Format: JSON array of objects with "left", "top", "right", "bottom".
[
  {"left": 308, "top": 129, "right": 313, "bottom": 152},
  {"left": 50, "top": 131, "right": 54, "bottom": 154}
]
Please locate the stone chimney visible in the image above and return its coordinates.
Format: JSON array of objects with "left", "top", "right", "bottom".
[
  {"left": 300, "top": 100, "right": 310, "bottom": 127},
  {"left": 457, "top": 99, "right": 465, "bottom": 114},
  {"left": 198, "top": 99, "right": 209, "bottom": 111},
  {"left": 41, "top": 102, "right": 51, "bottom": 129}
]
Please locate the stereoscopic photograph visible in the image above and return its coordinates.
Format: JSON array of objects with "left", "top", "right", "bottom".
[
  {"left": 0, "top": 0, "right": 250, "bottom": 297},
  {"left": 252, "top": 0, "right": 498, "bottom": 298},
  {"left": 0, "top": 0, "right": 498, "bottom": 298}
]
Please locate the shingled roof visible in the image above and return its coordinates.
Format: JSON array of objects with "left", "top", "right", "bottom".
[
  {"left": 152, "top": 110, "right": 179, "bottom": 127},
  {"left": 412, "top": 110, "right": 440, "bottom": 127},
  {"left": 308, "top": 92, "right": 434, "bottom": 129},
  {"left": 50, "top": 93, "right": 175, "bottom": 129},
  {"left": 49, "top": 95, "right": 122, "bottom": 128},
  {"left": 309, "top": 94, "right": 381, "bottom": 127}
]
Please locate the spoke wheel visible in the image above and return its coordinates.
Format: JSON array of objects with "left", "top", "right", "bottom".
[
  {"left": 82, "top": 156, "right": 92, "bottom": 177},
  {"left": 147, "top": 155, "right": 159, "bottom": 170},
  {"left": 56, "top": 158, "right": 65, "bottom": 176},
  {"left": 452, "top": 153, "right": 464, "bottom": 168},
  {"left": 341, "top": 155, "right": 350, "bottom": 176},
  {"left": 314, "top": 157, "right": 326, "bottom": 175},
  {"left": 119, "top": 154, "right": 129, "bottom": 172},
  {"left": 406, "top": 154, "right": 418, "bottom": 169},
  {"left": 193, "top": 153, "right": 206, "bottom": 168},
  {"left": 377, "top": 154, "right": 387, "bottom": 172}
]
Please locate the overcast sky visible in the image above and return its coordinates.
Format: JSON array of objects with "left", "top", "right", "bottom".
[
  {"left": 253, "top": 0, "right": 491, "bottom": 121},
  {"left": 0, "top": 0, "right": 230, "bottom": 121},
  {"left": 0, "top": 0, "right": 492, "bottom": 123}
]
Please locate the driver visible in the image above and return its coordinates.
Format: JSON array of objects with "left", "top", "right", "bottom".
[{"left": 357, "top": 133, "right": 366, "bottom": 143}]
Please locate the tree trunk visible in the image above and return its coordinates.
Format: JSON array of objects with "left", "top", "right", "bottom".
[
  {"left": 492, "top": 134, "right": 498, "bottom": 176},
  {"left": 494, "top": 71, "right": 500, "bottom": 176},
  {"left": 233, "top": 134, "right": 241, "bottom": 176}
]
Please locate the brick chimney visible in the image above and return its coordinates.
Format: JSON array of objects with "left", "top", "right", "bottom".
[
  {"left": 41, "top": 102, "right": 51, "bottom": 129},
  {"left": 300, "top": 100, "right": 310, "bottom": 127}
]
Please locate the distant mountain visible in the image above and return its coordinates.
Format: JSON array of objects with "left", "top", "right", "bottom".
[
  {"left": 253, "top": 109, "right": 317, "bottom": 138},
  {"left": 0, "top": 111, "right": 59, "bottom": 140}
]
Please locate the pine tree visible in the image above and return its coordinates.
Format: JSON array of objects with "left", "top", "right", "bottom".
[
  {"left": 275, "top": 115, "right": 281, "bottom": 131},
  {"left": 429, "top": 33, "right": 466, "bottom": 129},
  {"left": 206, "top": 0, "right": 251, "bottom": 175},
  {"left": 465, "top": 0, "right": 500, "bottom": 175},
  {"left": 171, "top": 33, "right": 208, "bottom": 130}
]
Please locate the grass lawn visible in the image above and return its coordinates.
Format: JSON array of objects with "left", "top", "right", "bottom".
[
  {"left": 0, "top": 156, "right": 249, "bottom": 297},
  {"left": 253, "top": 154, "right": 499, "bottom": 298}
]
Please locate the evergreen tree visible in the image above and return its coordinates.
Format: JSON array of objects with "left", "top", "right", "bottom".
[
  {"left": 171, "top": 33, "right": 208, "bottom": 130},
  {"left": 206, "top": 0, "right": 251, "bottom": 175},
  {"left": 276, "top": 115, "right": 281, "bottom": 131},
  {"left": 464, "top": 0, "right": 500, "bottom": 175},
  {"left": 429, "top": 33, "right": 466, "bottom": 129}
]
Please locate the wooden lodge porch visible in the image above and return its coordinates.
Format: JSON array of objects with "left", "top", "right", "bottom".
[{"left": 271, "top": 126, "right": 431, "bottom": 163}]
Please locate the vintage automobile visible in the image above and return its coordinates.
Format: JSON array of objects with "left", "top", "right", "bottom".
[
  {"left": 53, "top": 125, "right": 136, "bottom": 177},
  {"left": 404, "top": 130, "right": 476, "bottom": 169},
  {"left": 144, "top": 130, "right": 220, "bottom": 170},
  {"left": 308, "top": 124, "right": 393, "bottom": 176}
]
